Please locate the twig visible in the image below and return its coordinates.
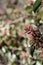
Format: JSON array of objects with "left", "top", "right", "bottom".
[
  {"left": 9, "top": 14, "right": 32, "bottom": 24},
  {"left": 1, "top": 14, "right": 34, "bottom": 26}
]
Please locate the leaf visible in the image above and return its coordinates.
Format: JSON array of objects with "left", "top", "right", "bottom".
[
  {"left": 33, "top": 0, "right": 41, "bottom": 12},
  {"left": 30, "top": 46, "right": 35, "bottom": 57},
  {"left": 33, "top": 62, "right": 36, "bottom": 65},
  {"left": 10, "top": 43, "right": 15, "bottom": 47}
]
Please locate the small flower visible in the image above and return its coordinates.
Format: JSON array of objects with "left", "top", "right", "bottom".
[
  {"left": 17, "top": 31, "right": 25, "bottom": 37},
  {"left": 27, "top": 33, "right": 34, "bottom": 40},
  {"left": 24, "top": 23, "right": 33, "bottom": 32},
  {"left": 20, "top": 51, "right": 28, "bottom": 59},
  {"left": 24, "top": 23, "right": 34, "bottom": 40}
]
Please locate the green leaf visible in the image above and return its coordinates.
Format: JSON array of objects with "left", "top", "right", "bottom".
[
  {"left": 10, "top": 43, "right": 15, "bottom": 47},
  {"left": 30, "top": 46, "right": 35, "bottom": 57},
  {"left": 33, "top": 0, "right": 41, "bottom": 12}
]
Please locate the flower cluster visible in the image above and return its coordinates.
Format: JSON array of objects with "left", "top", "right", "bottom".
[{"left": 0, "top": 0, "right": 43, "bottom": 65}]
